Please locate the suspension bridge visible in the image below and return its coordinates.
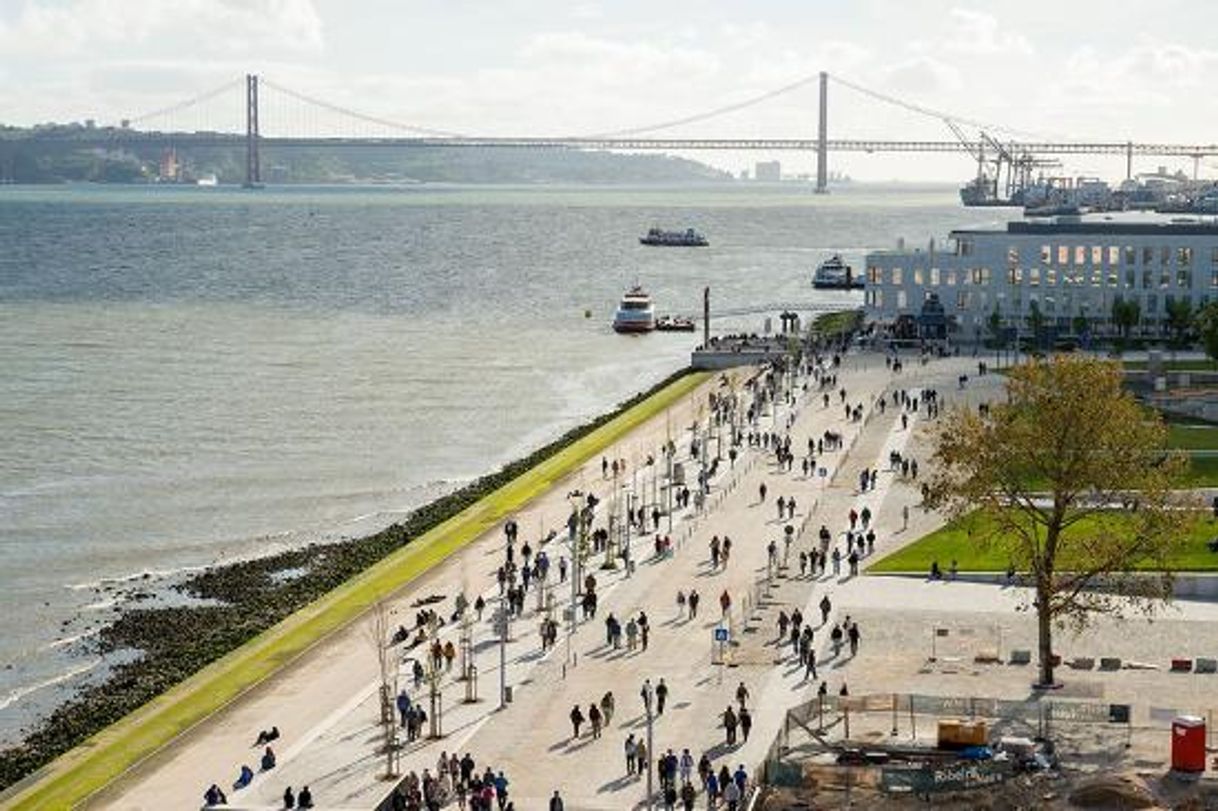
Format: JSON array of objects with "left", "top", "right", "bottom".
[{"left": 11, "top": 71, "right": 1218, "bottom": 190}]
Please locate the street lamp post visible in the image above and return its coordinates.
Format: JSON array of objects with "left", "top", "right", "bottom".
[{"left": 642, "top": 679, "right": 655, "bottom": 810}]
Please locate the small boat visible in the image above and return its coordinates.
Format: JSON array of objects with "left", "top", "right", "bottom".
[
  {"left": 639, "top": 227, "right": 708, "bottom": 247},
  {"left": 655, "top": 315, "right": 696, "bottom": 332},
  {"left": 196, "top": 174, "right": 218, "bottom": 187},
  {"left": 613, "top": 285, "right": 656, "bottom": 333},
  {"left": 812, "top": 255, "right": 862, "bottom": 289}
]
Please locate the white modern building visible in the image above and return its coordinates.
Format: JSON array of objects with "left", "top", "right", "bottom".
[{"left": 864, "top": 213, "right": 1218, "bottom": 337}]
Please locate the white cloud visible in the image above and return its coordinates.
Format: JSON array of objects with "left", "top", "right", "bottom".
[
  {"left": 943, "top": 8, "right": 1033, "bottom": 56},
  {"left": 0, "top": 0, "right": 324, "bottom": 58}
]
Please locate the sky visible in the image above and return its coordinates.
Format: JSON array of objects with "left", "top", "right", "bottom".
[{"left": 2, "top": 0, "right": 1218, "bottom": 181}]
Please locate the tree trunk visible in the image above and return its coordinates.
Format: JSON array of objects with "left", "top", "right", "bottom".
[{"left": 1036, "top": 578, "right": 1055, "bottom": 687}]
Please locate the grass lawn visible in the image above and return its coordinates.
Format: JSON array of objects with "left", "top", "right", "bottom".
[
  {"left": 1168, "top": 423, "right": 1218, "bottom": 450},
  {"left": 6, "top": 372, "right": 711, "bottom": 810},
  {"left": 869, "top": 510, "right": 1218, "bottom": 574}
]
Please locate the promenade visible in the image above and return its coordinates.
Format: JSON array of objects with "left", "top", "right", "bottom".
[{"left": 89, "top": 350, "right": 977, "bottom": 810}]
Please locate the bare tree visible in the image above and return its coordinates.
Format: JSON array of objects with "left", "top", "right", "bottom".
[{"left": 366, "top": 598, "right": 400, "bottom": 778}]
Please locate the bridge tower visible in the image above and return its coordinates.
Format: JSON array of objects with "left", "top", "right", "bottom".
[
  {"left": 244, "top": 74, "right": 261, "bottom": 188},
  {"left": 815, "top": 71, "right": 828, "bottom": 194}
]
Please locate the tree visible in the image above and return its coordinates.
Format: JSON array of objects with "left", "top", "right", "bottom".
[
  {"left": 1196, "top": 301, "right": 1218, "bottom": 366},
  {"left": 1165, "top": 298, "right": 1194, "bottom": 345},
  {"left": 987, "top": 306, "right": 1004, "bottom": 346},
  {"left": 1025, "top": 300, "right": 1045, "bottom": 348},
  {"left": 1071, "top": 308, "right": 1090, "bottom": 337},
  {"left": 1111, "top": 297, "right": 1140, "bottom": 340},
  {"left": 925, "top": 356, "right": 1196, "bottom": 687}
]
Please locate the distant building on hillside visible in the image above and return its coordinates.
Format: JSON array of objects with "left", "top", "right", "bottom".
[{"left": 754, "top": 161, "right": 781, "bottom": 182}]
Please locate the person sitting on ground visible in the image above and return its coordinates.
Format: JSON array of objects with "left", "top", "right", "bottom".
[
  {"left": 929, "top": 560, "right": 942, "bottom": 580},
  {"left": 298, "top": 785, "right": 314, "bottom": 808},
  {"left": 254, "top": 725, "right": 280, "bottom": 746},
  {"left": 261, "top": 746, "right": 277, "bottom": 771},
  {"left": 392, "top": 624, "right": 409, "bottom": 644},
  {"left": 233, "top": 764, "right": 254, "bottom": 790},
  {"left": 283, "top": 786, "right": 295, "bottom": 809},
  {"left": 205, "top": 783, "right": 229, "bottom": 806}
]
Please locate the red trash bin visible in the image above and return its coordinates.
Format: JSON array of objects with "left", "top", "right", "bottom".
[{"left": 1172, "top": 715, "right": 1206, "bottom": 772}]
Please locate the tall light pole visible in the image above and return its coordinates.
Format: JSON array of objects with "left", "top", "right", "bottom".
[
  {"left": 641, "top": 679, "right": 655, "bottom": 810},
  {"left": 497, "top": 591, "right": 509, "bottom": 709}
]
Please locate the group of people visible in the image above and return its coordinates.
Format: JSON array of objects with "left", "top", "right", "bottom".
[{"left": 201, "top": 727, "right": 316, "bottom": 809}]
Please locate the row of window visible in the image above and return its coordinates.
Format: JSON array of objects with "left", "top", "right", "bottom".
[
  {"left": 870, "top": 265, "right": 1218, "bottom": 290},
  {"left": 867, "top": 288, "right": 1213, "bottom": 316},
  {"left": 956, "top": 240, "right": 1218, "bottom": 267}
]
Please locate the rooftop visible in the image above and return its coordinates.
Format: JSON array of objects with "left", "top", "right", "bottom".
[{"left": 953, "top": 211, "right": 1218, "bottom": 237}]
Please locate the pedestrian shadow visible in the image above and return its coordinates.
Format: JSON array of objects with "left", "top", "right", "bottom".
[
  {"left": 672, "top": 701, "right": 692, "bottom": 710},
  {"left": 597, "top": 774, "right": 637, "bottom": 794}
]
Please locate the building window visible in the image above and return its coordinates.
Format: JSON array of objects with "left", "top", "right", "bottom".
[
  {"left": 1040, "top": 245, "right": 1051, "bottom": 265},
  {"left": 874, "top": 290, "right": 884, "bottom": 308},
  {"left": 1091, "top": 246, "right": 1103, "bottom": 265},
  {"left": 1179, "top": 247, "right": 1194, "bottom": 265},
  {"left": 1009, "top": 267, "right": 1021, "bottom": 285},
  {"left": 1161, "top": 270, "right": 1171, "bottom": 289},
  {"left": 930, "top": 268, "right": 940, "bottom": 286},
  {"left": 958, "top": 239, "right": 974, "bottom": 257},
  {"left": 1058, "top": 245, "right": 1069, "bottom": 265},
  {"left": 1162, "top": 246, "right": 1172, "bottom": 265},
  {"left": 891, "top": 268, "right": 903, "bottom": 285},
  {"left": 1211, "top": 270, "right": 1218, "bottom": 288},
  {"left": 1211, "top": 247, "right": 1218, "bottom": 265},
  {"left": 914, "top": 268, "right": 925, "bottom": 285},
  {"left": 946, "top": 270, "right": 957, "bottom": 286},
  {"left": 1007, "top": 247, "right": 1019, "bottom": 268},
  {"left": 957, "top": 291, "right": 969, "bottom": 309},
  {"left": 1029, "top": 267, "right": 1040, "bottom": 287},
  {"left": 1092, "top": 268, "right": 1103, "bottom": 287},
  {"left": 1108, "top": 246, "right": 1120, "bottom": 266},
  {"left": 1046, "top": 268, "right": 1057, "bottom": 286},
  {"left": 1108, "top": 268, "right": 1119, "bottom": 286},
  {"left": 1144, "top": 246, "right": 1155, "bottom": 265},
  {"left": 1126, "top": 269, "right": 1136, "bottom": 288},
  {"left": 1125, "top": 246, "right": 1137, "bottom": 265},
  {"left": 867, "top": 266, "right": 881, "bottom": 284},
  {"left": 1075, "top": 245, "right": 1087, "bottom": 265},
  {"left": 1143, "top": 269, "right": 1154, "bottom": 289},
  {"left": 1146, "top": 294, "right": 1158, "bottom": 314},
  {"left": 973, "top": 267, "right": 990, "bottom": 284},
  {"left": 1179, "top": 269, "right": 1192, "bottom": 288},
  {"left": 1044, "top": 294, "right": 1056, "bottom": 313}
]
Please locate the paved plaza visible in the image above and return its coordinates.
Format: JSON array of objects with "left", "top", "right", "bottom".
[{"left": 91, "top": 349, "right": 1217, "bottom": 810}]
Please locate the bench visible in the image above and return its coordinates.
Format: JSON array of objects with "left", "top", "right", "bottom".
[
  {"left": 1009, "top": 649, "right": 1032, "bottom": 665},
  {"left": 1099, "top": 657, "right": 1122, "bottom": 671},
  {"left": 1196, "top": 658, "right": 1217, "bottom": 674}
]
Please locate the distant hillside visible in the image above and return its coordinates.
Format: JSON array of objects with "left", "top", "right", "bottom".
[{"left": 0, "top": 126, "right": 732, "bottom": 184}]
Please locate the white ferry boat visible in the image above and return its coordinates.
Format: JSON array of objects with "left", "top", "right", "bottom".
[
  {"left": 613, "top": 285, "right": 656, "bottom": 333},
  {"left": 812, "top": 255, "right": 863, "bottom": 289}
]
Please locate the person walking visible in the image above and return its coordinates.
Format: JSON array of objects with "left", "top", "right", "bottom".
[
  {"left": 688, "top": 589, "right": 700, "bottom": 619},
  {"left": 819, "top": 595, "right": 831, "bottom": 625},
  {"left": 549, "top": 790, "right": 565, "bottom": 811},
  {"left": 735, "top": 681, "right": 749, "bottom": 711},
  {"left": 739, "top": 707, "right": 752, "bottom": 742},
  {"left": 719, "top": 590, "right": 731, "bottom": 618},
  {"left": 569, "top": 705, "right": 584, "bottom": 739},
  {"left": 848, "top": 622, "right": 860, "bottom": 656},
  {"left": 803, "top": 645, "right": 817, "bottom": 681},
  {"left": 589, "top": 703, "right": 602, "bottom": 739},
  {"left": 625, "top": 733, "right": 637, "bottom": 775},
  {"left": 723, "top": 705, "right": 738, "bottom": 745},
  {"left": 656, "top": 678, "right": 669, "bottom": 715}
]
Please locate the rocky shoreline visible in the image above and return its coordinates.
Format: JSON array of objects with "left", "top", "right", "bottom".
[{"left": 0, "top": 367, "right": 692, "bottom": 792}]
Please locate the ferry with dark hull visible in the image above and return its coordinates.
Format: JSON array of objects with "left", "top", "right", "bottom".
[{"left": 639, "top": 227, "right": 708, "bottom": 247}]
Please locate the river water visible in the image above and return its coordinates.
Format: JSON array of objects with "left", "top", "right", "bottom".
[{"left": 0, "top": 181, "right": 1000, "bottom": 740}]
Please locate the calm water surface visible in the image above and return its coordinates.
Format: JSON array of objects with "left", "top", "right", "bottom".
[{"left": 0, "top": 182, "right": 1001, "bottom": 739}]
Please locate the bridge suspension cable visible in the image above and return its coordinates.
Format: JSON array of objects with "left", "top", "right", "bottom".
[
  {"left": 259, "top": 78, "right": 467, "bottom": 139},
  {"left": 582, "top": 71, "right": 823, "bottom": 139},
  {"left": 125, "top": 77, "right": 244, "bottom": 128},
  {"left": 828, "top": 73, "right": 1067, "bottom": 142}
]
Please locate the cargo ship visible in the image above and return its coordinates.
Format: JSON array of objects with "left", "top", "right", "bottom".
[{"left": 639, "top": 227, "right": 708, "bottom": 247}]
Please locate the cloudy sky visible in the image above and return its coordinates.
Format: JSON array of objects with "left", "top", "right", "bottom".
[{"left": 2, "top": 0, "right": 1216, "bottom": 180}]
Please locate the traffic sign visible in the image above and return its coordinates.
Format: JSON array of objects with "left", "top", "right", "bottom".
[{"left": 714, "top": 628, "right": 729, "bottom": 642}]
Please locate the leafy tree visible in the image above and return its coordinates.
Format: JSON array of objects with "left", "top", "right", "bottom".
[
  {"left": 1025, "top": 300, "right": 1045, "bottom": 347},
  {"left": 1111, "top": 297, "right": 1140, "bottom": 340},
  {"left": 1071, "top": 308, "right": 1089, "bottom": 337},
  {"left": 925, "top": 356, "right": 1196, "bottom": 687},
  {"left": 1165, "top": 298, "right": 1194, "bottom": 345},
  {"left": 1196, "top": 301, "right": 1218, "bottom": 366},
  {"left": 987, "top": 306, "right": 1004, "bottom": 346}
]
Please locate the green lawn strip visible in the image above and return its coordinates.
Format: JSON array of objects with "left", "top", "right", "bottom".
[
  {"left": 869, "top": 510, "right": 1218, "bottom": 574},
  {"left": 1168, "top": 424, "right": 1218, "bottom": 450},
  {"left": 1123, "top": 359, "right": 1218, "bottom": 372},
  {"left": 6, "top": 371, "right": 710, "bottom": 810}
]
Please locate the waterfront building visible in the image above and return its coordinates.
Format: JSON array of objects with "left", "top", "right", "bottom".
[
  {"left": 864, "top": 213, "right": 1218, "bottom": 338},
  {"left": 754, "top": 160, "right": 781, "bottom": 182}
]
